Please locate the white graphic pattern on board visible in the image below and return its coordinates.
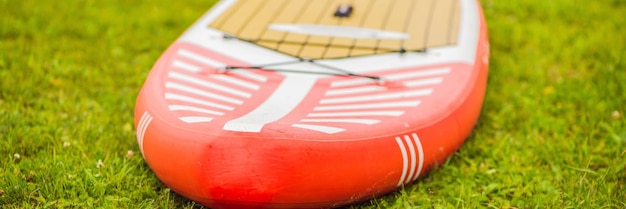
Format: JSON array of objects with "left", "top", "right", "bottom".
[
  {"left": 394, "top": 133, "right": 425, "bottom": 186},
  {"left": 164, "top": 46, "right": 452, "bottom": 134},
  {"left": 164, "top": 49, "right": 267, "bottom": 124},
  {"left": 136, "top": 111, "right": 153, "bottom": 156},
  {"left": 292, "top": 68, "right": 450, "bottom": 134}
]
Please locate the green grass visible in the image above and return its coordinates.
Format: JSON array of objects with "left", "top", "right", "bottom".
[{"left": 1, "top": 0, "right": 624, "bottom": 208}]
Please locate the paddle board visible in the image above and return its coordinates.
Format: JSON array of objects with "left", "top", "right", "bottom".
[{"left": 135, "top": 0, "right": 489, "bottom": 208}]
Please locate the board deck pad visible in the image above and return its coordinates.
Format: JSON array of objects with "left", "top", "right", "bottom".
[{"left": 210, "top": 0, "right": 461, "bottom": 59}]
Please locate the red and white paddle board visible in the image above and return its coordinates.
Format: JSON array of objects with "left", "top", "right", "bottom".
[{"left": 135, "top": 0, "right": 489, "bottom": 208}]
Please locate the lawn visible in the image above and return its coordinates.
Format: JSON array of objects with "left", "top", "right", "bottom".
[{"left": 1, "top": 0, "right": 624, "bottom": 208}]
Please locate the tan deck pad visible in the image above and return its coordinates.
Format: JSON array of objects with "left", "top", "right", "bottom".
[{"left": 210, "top": 0, "right": 460, "bottom": 59}]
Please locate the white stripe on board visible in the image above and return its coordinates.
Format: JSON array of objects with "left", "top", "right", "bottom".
[
  {"left": 268, "top": 24, "right": 411, "bottom": 40},
  {"left": 307, "top": 111, "right": 404, "bottom": 117},
  {"left": 383, "top": 68, "right": 450, "bottom": 81},
  {"left": 136, "top": 112, "right": 148, "bottom": 141},
  {"left": 136, "top": 111, "right": 153, "bottom": 156},
  {"left": 168, "top": 72, "right": 251, "bottom": 98},
  {"left": 178, "top": 116, "right": 214, "bottom": 123},
  {"left": 299, "top": 118, "right": 380, "bottom": 125},
  {"left": 229, "top": 70, "right": 268, "bottom": 82},
  {"left": 136, "top": 112, "right": 148, "bottom": 149},
  {"left": 223, "top": 76, "right": 317, "bottom": 132},
  {"left": 325, "top": 86, "right": 386, "bottom": 96},
  {"left": 411, "top": 133, "right": 425, "bottom": 181},
  {"left": 403, "top": 135, "right": 418, "bottom": 185},
  {"left": 168, "top": 105, "right": 224, "bottom": 115},
  {"left": 292, "top": 124, "right": 346, "bottom": 134},
  {"left": 165, "top": 93, "right": 234, "bottom": 110},
  {"left": 320, "top": 89, "right": 432, "bottom": 104},
  {"left": 165, "top": 82, "right": 243, "bottom": 104},
  {"left": 172, "top": 60, "right": 202, "bottom": 72},
  {"left": 140, "top": 115, "right": 152, "bottom": 156},
  {"left": 178, "top": 49, "right": 226, "bottom": 69},
  {"left": 212, "top": 74, "right": 260, "bottom": 90},
  {"left": 395, "top": 133, "right": 425, "bottom": 186},
  {"left": 403, "top": 77, "right": 444, "bottom": 87},
  {"left": 395, "top": 137, "right": 409, "bottom": 186},
  {"left": 314, "top": 100, "right": 421, "bottom": 111},
  {"left": 330, "top": 78, "right": 373, "bottom": 88},
  {"left": 136, "top": 112, "right": 148, "bottom": 146}
]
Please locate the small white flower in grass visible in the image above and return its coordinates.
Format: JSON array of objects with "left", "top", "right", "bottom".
[
  {"left": 13, "top": 153, "right": 20, "bottom": 159},
  {"left": 612, "top": 110, "right": 621, "bottom": 119},
  {"left": 96, "top": 159, "right": 104, "bottom": 168},
  {"left": 67, "top": 174, "right": 74, "bottom": 179},
  {"left": 126, "top": 150, "right": 134, "bottom": 159},
  {"left": 63, "top": 141, "right": 71, "bottom": 147}
]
